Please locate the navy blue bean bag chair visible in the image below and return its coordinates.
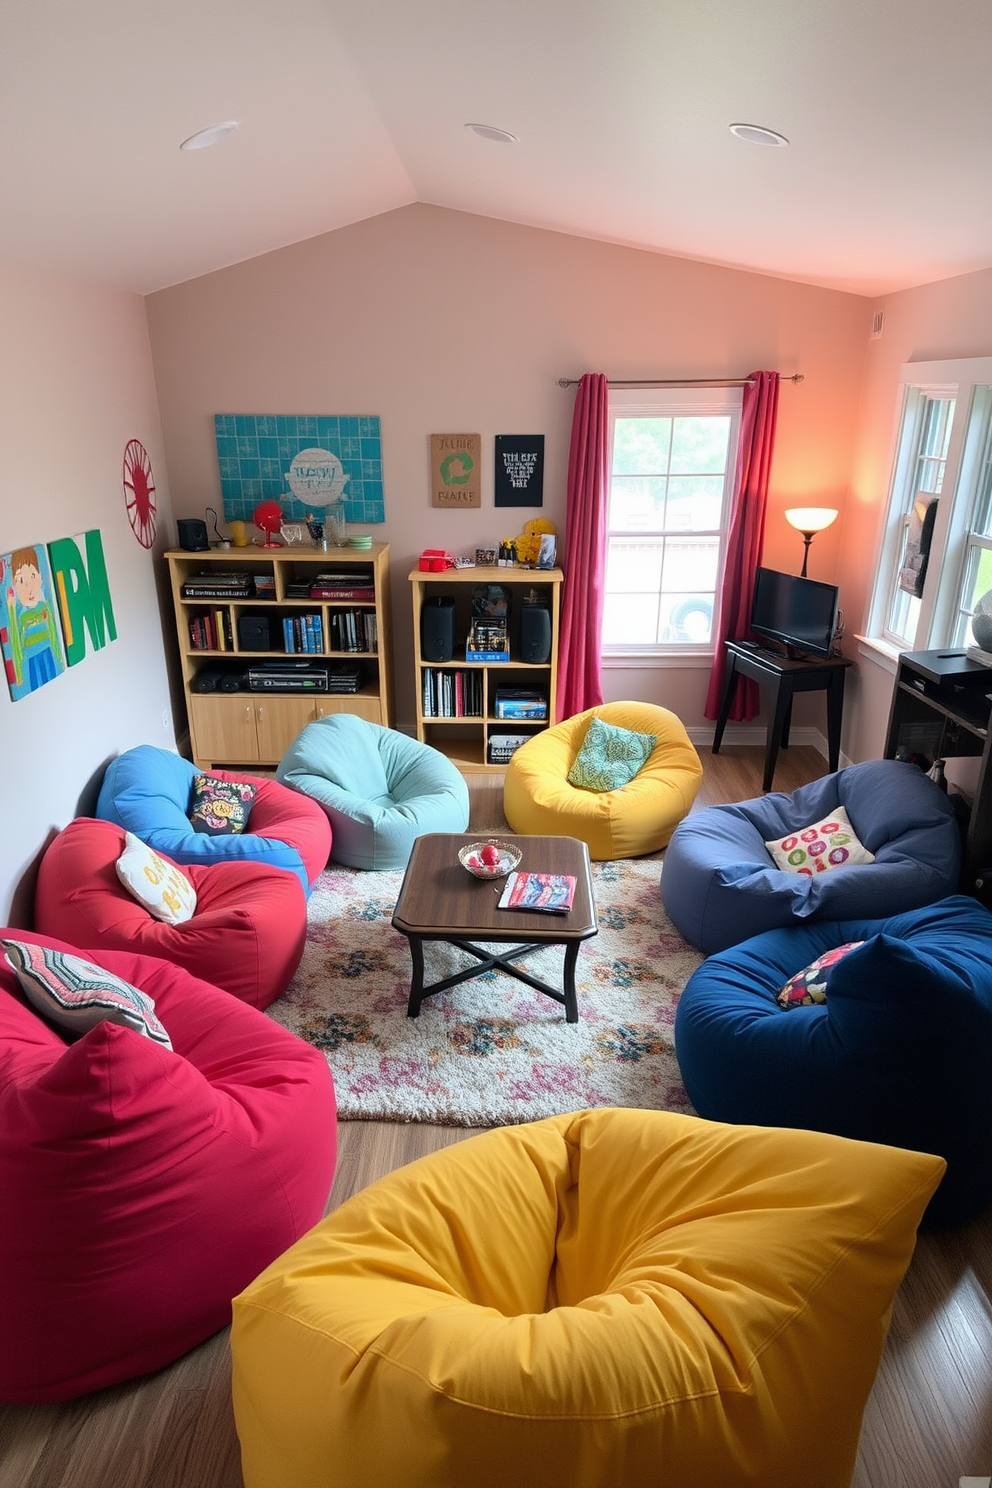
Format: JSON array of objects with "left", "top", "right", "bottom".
[
  {"left": 673, "top": 895, "right": 992, "bottom": 1227},
  {"left": 661, "top": 759, "right": 961, "bottom": 954}
]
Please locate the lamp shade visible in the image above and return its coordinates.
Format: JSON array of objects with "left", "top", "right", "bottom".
[{"left": 785, "top": 507, "right": 838, "bottom": 536}]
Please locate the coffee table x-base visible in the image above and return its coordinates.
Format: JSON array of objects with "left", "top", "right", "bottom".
[{"left": 391, "top": 833, "right": 598, "bottom": 1023}]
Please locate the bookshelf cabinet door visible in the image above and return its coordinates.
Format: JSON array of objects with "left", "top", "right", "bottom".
[{"left": 189, "top": 696, "right": 260, "bottom": 765}]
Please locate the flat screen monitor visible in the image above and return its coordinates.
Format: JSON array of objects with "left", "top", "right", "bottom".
[{"left": 749, "top": 567, "right": 839, "bottom": 659}]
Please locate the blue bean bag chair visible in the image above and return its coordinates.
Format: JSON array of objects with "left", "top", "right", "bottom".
[
  {"left": 673, "top": 895, "right": 992, "bottom": 1227},
  {"left": 96, "top": 745, "right": 331, "bottom": 894},
  {"left": 661, "top": 759, "right": 962, "bottom": 954},
  {"left": 276, "top": 715, "right": 469, "bottom": 871}
]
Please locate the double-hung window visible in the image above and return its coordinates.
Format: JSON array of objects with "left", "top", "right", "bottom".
[
  {"left": 868, "top": 355, "right": 992, "bottom": 654},
  {"left": 601, "top": 386, "right": 742, "bottom": 658}
]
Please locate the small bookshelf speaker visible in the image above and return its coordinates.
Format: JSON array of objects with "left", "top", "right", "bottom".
[
  {"left": 421, "top": 596, "right": 455, "bottom": 662},
  {"left": 519, "top": 604, "right": 552, "bottom": 663}
]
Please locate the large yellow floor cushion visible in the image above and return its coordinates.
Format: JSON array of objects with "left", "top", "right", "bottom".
[
  {"left": 503, "top": 702, "right": 703, "bottom": 858},
  {"left": 231, "top": 1107, "right": 942, "bottom": 1488}
]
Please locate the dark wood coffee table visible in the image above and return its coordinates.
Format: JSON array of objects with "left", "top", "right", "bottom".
[{"left": 391, "top": 833, "right": 598, "bottom": 1022}]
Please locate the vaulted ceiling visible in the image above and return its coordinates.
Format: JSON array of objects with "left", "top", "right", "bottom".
[{"left": 2, "top": 0, "right": 989, "bottom": 298}]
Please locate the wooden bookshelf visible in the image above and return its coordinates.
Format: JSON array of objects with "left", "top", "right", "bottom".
[
  {"left": 166, "top": 544, "right": 392, "bottom": 769},
  {"left": 408, "top": 565, "right": 562, "bottom": 773}
]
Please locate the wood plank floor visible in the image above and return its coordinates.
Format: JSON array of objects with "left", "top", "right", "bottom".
[{"left": 2, "top": 745, "right": 990, "bottom": 1488}]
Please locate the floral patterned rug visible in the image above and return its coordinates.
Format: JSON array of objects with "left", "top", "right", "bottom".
[{"left": 268, "top": 855, "right": 704, "bottom": 1126}]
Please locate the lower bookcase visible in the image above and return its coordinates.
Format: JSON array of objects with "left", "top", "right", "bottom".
[
  {"left": 409, "top": 565, "right": 562, "bottom": 773},
  {"left": 166, "top": 544, "right": 392, "bottom": 769}
]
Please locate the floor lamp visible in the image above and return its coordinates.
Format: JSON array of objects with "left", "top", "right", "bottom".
[{"left": 785, "top": 507, "right": 838, "bottom": 577}]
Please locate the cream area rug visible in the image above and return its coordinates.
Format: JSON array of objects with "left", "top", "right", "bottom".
[{"left": 268, "top": 856, "right": 704, "bottom": 1127}]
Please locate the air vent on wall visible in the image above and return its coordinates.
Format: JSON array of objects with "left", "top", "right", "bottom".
[{"left": 870, "top": 309, "right": 884, "bottom": 340}]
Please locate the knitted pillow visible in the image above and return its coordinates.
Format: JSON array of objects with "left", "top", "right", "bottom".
[
  {"left": 567, "top": 717, "right": 657, "bottom": 793},
  {"left": 1, "top": 938, "right": 172, "bottom": 1048}
]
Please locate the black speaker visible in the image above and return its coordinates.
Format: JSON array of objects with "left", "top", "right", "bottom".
[
  {"left": 238, "top": 615, "right": 271, "bottom": 651},
  {"left": 177, "top": 518, "right": 209, "bottom": 551},
  {"left": 519, "top": 605, "right": 552, "bottom": 663},
  {"left": 421, "top": 596, "right": 455, "bottom": 662}
]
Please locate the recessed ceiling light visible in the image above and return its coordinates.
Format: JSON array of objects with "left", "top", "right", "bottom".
[
  {"left": 180, "top": 120, "right": 240, "bottom": 152},
  {"left": 465, "top": 122, "right": 519, "bottom": 144},
  {"left": 728, "top": 122, "right": 789, "bottom": 147}
]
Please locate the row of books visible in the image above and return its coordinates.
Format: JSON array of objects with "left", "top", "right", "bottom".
[
  {"left": 282, "top": 614, "right": 324, "bottom": 653},
  {"left": 422, "top": 668, "right": 484, "bottom": 718},
  {"left": 189, "top": 610, "right": 234, "bottom": 650},
  {"left": 328, "top": 609, "right": 377, "bottom": 653}
]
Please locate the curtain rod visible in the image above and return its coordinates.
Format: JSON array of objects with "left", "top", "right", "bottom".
[{"left": 555, "top": 373, "right": 804, "bottom": 389}]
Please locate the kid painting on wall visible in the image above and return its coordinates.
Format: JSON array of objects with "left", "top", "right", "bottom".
[{"left": 1, "top": 545, "right": 66, "bottom": 701}]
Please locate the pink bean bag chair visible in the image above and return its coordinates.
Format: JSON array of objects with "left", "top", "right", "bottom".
[{"left": 0, "top": 931, "right": 337, "bottom": 1403}]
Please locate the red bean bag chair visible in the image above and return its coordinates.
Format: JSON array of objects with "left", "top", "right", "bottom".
[
  {"left": 0, "top": 930, "right": 337, "bottom": 1403},
  {"left": 35, "top": 818, "right": 306, "bottom": 1009}
]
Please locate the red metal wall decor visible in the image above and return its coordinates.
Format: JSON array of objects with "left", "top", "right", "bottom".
[{"left": 122, "top": 439, "right": 157, "bottom": 548}]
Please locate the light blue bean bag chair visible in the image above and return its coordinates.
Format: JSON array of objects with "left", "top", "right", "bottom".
[
  {"left": 276, "top": 715, "right": 469, "bottom": 871},
  {"left": 661, "top": 759, "right": 962, "bottom": 954}
]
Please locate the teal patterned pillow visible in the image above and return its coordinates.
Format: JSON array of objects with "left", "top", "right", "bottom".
[
  {"left": 2, "top": 938, "right": 172, "bottom": 1048},
  {"left": 567, "top": 717, "right": 657, "bottom": 793}
]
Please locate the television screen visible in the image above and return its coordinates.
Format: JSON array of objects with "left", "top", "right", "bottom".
[{"left": 749, "top": 567, "right": 839, "bottom": 659}]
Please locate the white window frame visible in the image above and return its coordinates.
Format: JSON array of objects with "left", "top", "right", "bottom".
[
  {"left": 601, "top": 385, "right": 742, "bottom": 663},
  {"left": 866, "top": 355, "right": 992, "bottom": 657}
]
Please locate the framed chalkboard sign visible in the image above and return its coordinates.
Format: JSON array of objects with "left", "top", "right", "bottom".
[{"left": 495, "top": 434, "right": 544, "bottom": 508}]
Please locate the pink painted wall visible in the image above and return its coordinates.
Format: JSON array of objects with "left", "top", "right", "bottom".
[
  {"left": 146, "top": 203, "right": 872, "bottom": 739},
  {"left": 0, "top": 263, "right": 176, "bottom": 922},
  {"left": 845, "top": 265, "right": 992, "bottom": 763}
]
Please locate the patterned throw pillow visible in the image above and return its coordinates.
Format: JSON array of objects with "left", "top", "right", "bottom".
[
  {"left": 567, "top": 717, "right": 657, "bottom": 793},
  {"left": 188, "top": 775, "right": 256, "bottom": 836},
  {"left": 764, "top": 805, "right": 875, "bottom": 876},
  {"left": 116, "top": 831, "right": 197, "bottom": 924},
  {"left": 1, "top": 938, "right": 173, "bottom": 1047},
  {"left": 777, "top": 941, "right": 866, "bottom": 1009}
]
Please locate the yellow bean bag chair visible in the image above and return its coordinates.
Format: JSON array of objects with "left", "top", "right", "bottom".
[
  {"left": 503, "top": 701, "right": 703, "bottom": 858},
  {"left": 231, "top": 1108, "right": 943, "bottom": 1488}
]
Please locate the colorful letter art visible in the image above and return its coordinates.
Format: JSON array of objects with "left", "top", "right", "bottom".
[
  {"left": 1, "top": 530, "right": 117, "bottom": 702},
  {"left": 0, "top": 544, "right": 66, "bottom": 701}
]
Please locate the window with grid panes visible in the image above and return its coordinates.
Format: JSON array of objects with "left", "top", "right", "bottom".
[
  {"left": 867, "top": 357, "right": 992, "bottom": 654},
  {"left": 601, "top": 386, "right": 741, "bottom": 656}
]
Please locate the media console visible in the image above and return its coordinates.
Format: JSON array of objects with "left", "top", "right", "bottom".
[{"left": 883, "top": 648, "right": 992, "bottom": 890}]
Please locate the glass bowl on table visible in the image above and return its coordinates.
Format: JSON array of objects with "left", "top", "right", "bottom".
[{"left": 458, "top": 840, "right": 522, "bottom": 880}]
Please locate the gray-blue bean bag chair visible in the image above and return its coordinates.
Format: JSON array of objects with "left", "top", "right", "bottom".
[
  {"left": 276, "top": 715, "right": 469, "bottom": 871},
  {"left": 673, "top": 895, "right": 992, "bottom": 1227},
  {"left": 661, "top": 759, "right": 961, "bottom": 954}
]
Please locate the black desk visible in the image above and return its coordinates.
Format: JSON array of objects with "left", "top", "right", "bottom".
[
  {"left": 712, "top": 640, "right": 853, "bottom": 792},
  {"left": 883, "top": 648, "right": 992, "bottom": 888}
]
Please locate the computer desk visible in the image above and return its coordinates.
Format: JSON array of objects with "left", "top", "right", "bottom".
[{"left": 711, "top": 639, "right": 853, "bottom": 792}]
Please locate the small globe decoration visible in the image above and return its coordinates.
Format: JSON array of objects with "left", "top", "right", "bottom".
[
  {"left": 253, "top": 500, "right": 284, "bottom": 548},
  {"left": 972, "top": 589, "right": 992, "bottom": 651}
]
